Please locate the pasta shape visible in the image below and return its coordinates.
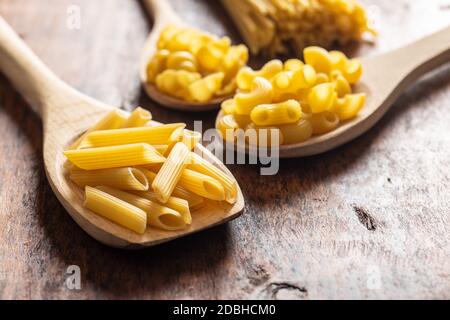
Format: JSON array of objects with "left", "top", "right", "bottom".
[
  {"left": 96, "top": 186, "right": 186, "bottom": 231},
  {"left": 69, "top": 167, "right": 149, "bottom": 191},
  {"left": 152, "top": 142, "right": 190, "bottom": 203},
  {"left": 69, "top": 109, "right": 128, "bottom": 150},
  {"left": 181, "top": 129, "right": 202, "bottom": 150},
  {"left": 178, "top": 169, "right": 225, "bottom": 201},
  {"left": 78, "top": 123, "right": 185, "bottom": 149},
  {"left": 188, "top": 152, "right": 238, "bottom": 204},
  {"left": 121, "top": 107, "right": 152, "bottom": 128},
  {"left": 133, "top": 190, "right": 191, "bottom": 224},
  {"left": 278, "top": 119, "right": 313, "bottom": 144},
  {"left": 84, "top": 186, "right": 147, "bottom": 234},
  {"left": 250, "top": 99, "right": 302, "bottom": 126},
  {"left": 310, "top": 111, "right": 340, "bottom": 134},
  {"left": 235, "top": 77, "right": 273, "bottom": 115},
  {"left": 64, "top": 143, "right": 165, "bottom": 170}
]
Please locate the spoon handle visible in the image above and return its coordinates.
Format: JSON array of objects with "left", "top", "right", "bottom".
[
  {"left": 0, "top": 16, "right": 69, "bottom": 118},
  {"left": 364, "top": 26, "right": 450, "bottom": 95},
  {"left": 142, "top": 0, "right": 181, "bottom": 28}
]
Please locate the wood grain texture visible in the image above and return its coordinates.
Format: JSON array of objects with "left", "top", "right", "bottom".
[{"left": 0, "top": 0, "right": 449, "bottom": 299}]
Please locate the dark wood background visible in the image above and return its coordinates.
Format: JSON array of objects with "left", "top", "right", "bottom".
[{"left": 0, "top": 0, "right": 449, "bottom": 299}]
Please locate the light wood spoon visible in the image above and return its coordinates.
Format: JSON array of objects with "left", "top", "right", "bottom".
[
  {"left": 139, "top": 0, "right": 230, "bottom": 112},
  {"left": 0, "top": 16, "right": 244, "bottom": 249},
  {"left": 216, "top": 26, "right": 450, "bottom": 158}
]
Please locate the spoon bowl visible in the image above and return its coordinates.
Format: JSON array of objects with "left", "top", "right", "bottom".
[
  {"left": 0, "top": 16, "right": 244, "bottom": 249},
  {"left": 140, "top": 0, "right": 229, "bottom": 112},
  {"left": 216, "top": 26, "right": 450, "bottom": 158}
]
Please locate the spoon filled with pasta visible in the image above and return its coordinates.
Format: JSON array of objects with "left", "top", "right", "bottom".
[
  {"left": 216, "top": 26, "right": 450, "bottom": 157},
  {"left": 139, "top": 0, "right": 249, "bottom": 112},
  {"left": 0, "top": 16, "right": 244, "bottom": 248}
]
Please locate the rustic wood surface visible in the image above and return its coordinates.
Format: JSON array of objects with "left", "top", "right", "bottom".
[{"left": 0, "top": 0, "right": 449, "bottom": 299}]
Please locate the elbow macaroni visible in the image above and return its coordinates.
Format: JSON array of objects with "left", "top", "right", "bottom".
[
  {"left": 147, "top": 25, "right": 249, "bottom": 103},
  {"left": 64, "top": 108, "right": 238, "bottom": 234},
  {"left": 216, "top": 46, "right": 366, "bottom": 146}
]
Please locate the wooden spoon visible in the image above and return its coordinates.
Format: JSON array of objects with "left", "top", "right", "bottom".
[
  {"left": 139, "top": 0, "right": 229, "bottom": 112},
  {"left": 216, "top": 26, "right": 450, "bottom": 158},
  {"left": 0, "top": 16, "right": 244, "bottom": 249}
]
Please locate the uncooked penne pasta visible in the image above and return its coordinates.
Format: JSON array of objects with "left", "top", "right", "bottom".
[
  {"left": 84, "top": 186, "right": 147, "bottom": 234},
  {"left": 139, "top": 168, "right": 204, "bottom": 210},
  {"left": 181, "top": 129, "right": 202, "bottom": 150},
  {"left": 188, "top": 152, "right": 237, "bottom": 204},
  {"left": 78, "top": 123, "right": 186, "bottom": 149},
  {"left": 121, "top": 107, "right": 152, "bottom": 128},
  {"left": 96, "top": 186, "right": 186, "bottom": 231},
  {"left": 178, "top": 169, "right": 225, "bottom": 201},
  {"left": 152, "top": 143, "right": 191, "bottom": 203},
  {"left": 69, "top": 167, "right": 149, "bottom": 191},
  {"left": 69, "top": 109, "right": 128, "bottom": 150},
  {"left": 133, "top": 191, "right": 191, "bottom": 224},
  {"left": 64, "top": 143, "right": 165, "bottom": 170}
]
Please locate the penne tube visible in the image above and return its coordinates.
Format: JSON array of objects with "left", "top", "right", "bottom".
[
  {"left": 69, "top": 167, "right": 149, "bottom": 191},
  {"left": 64, "top": 143, "right": 165, "bottom": 170},
  {"left": 69, "top": 109, "right": 128, "bottom": 150},
  {"left": 121, "top": 107, "right": 152, "bottom": 128},
  {"left": 140, "top": 168, "right": 205, "bottom": 210},
  {"left": 96, "top": 186, "right": 186, "bottom": 231},
  {"left": 152, "top": 145, "right": 169, "bottom": 155},
  {"left": 181, "top": 129, "right": 202, "bottom": 150},
  {"left": 133, "top": 190, "right": 191, "bottom": 224},
  {"left": 84, "top": 186, "right": 147, "bottom": 234},
  {"left": 78, "top": 123, "right": 186, "bottom": 149},
  {"left": 187, "top": 152, "right": 237, "bottom": 204},
  {"left": 178, "top": 168, "right": 225, "bottom": 201},
  {"left": 152, "top": 143, "right": 190, "bottom": 203}
]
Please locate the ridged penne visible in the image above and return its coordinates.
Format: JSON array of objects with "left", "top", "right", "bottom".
[
  {"left": 78, "top": 123, "right": 186, "bottom": 149},
  {"left": 178, "top": 169, "right": 225, "bottom": 201},
  {"left": 84, "top": 186, "right": 147, "bottom": 234},
  {"left": 133, "top": 190, "right": 191, "bottom": 224},
  {"left": 64, "top": 143, "right": 165, "bottom": 170},
  {"left": 69, "top": 109, "right": 128, "bottom": 150},
  {"left": 96, "top": 186, "right": 186, "bottom": 231},
  {"left": 152, "top": 143, "right": 190, "bottom": 203},
  {"left": 181, "top": 129, "right": 202, "bottom": 150},
  {"left": 69, "top": 167, "right": 149, "bottom": 191},
  {"left": 121, "top": 107, "right": 152, "bottom": 128},
  {"left": 140, "top": 168, "right": 206, "bottom": 211},
  {"left": 188, "top": 152, "right": 237, "bottom": 204}
]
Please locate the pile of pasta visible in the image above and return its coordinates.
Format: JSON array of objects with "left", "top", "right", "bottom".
[
  {"left": 64, "top": 107, "right": 237, "bottom": 234},
  {"left": 146, "top": 25, "right": 249, "bottom": 103},
  {"left": 221, "top": 0, "right": 376, "bottom": 56},
  {"left": 216, "top": 46, "right": 366, "bottom": 146}
]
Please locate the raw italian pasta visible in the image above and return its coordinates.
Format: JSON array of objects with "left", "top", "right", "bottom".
[
  {"left": 216, "top": 47, "right": 366, "bottom": 146},
  {"left": 221, "top": 0, "right": 376, "bottom": 57},
  {"left": 63, "top": 108, "right": 237, "bottom": 234},
  {"left": 146, "top": 25, "right": 249, "bottom": 103}
]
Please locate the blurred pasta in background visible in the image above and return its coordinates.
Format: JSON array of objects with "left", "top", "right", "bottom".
[{"left": 221, "top": 0, "right": 376, "bottom": 57}]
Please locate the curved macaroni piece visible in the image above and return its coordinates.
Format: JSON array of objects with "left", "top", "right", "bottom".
[
  {"left": 310, "top": 111, "right": 340, "bottom": 134},
  {"left": 278, "top": 119, "right": 313, "bottom": 144},
  {"left": 304, "top": 47, "right": 332, "bottom": 74},
  {"left": 329, "top": 50, "right": 348, "bottom": 71},
  {"left": 166, "top": 51, "right": 198, "bottom": 72},
  {"left": 334, "top": 93, "right": 366, "bottom": 120},
  {"left": 187, "top": 72, "right": 224, "bottom": 102},
  {"left": 235, "top": 77, "right": 273, "bottom": 115},
  {"left": 245, "top": 123, "right": 284, "bottom": 147},
  {"left": 156, "top": 69, "right": 201, "bottom": 99},
  {"left": 217, "top": 114, "right": 240, "bottom": 140},
  {"left": 343, "top": 59, "right": 363, "bottom": 84},
  {"left": 221, "top": 99, "right": 236, "bottom": 115},
  {"left": 284, "top": 59, "right": 304, "bottom": 71},
  {"left": 333, "top": 74, "right": 352, "bottom": 98},
  {"left": 273, "top": 65, "right": 316, "bottom": 93},
  {"left": 250, "top": 99, "right": 302, "bottom": 126},
  {"left": 308, "top": 83, "right": 337, "bottom": 113},
  {"left": 236, "top": 60, "right": 283, "bottom": 90}
]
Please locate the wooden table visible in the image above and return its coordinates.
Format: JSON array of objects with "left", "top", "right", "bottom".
[{"left": 0, "top": 0, "right": 449, "bottom": 299}]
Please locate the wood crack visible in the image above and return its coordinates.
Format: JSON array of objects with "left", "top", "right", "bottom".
[{"left": 352, "top": 205, "right": 378, "bottom": 231}]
